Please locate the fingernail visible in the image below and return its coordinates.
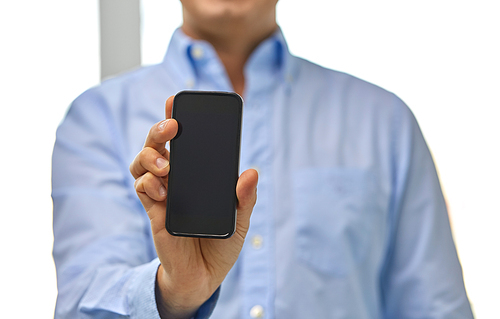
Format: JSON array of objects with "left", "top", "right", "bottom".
[
  {"left": 158, "top": 119, "right": 170, "bottom": 131},
  {"left": 159, "top": 185, "right": 167, "bottom": 197},
  {"left": 156, "top": 157, "right": 169, "bottom": 169}
]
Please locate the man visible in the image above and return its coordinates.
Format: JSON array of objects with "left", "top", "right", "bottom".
[{"left": 52, "top": 0, "right": 473, "bottom": 318}]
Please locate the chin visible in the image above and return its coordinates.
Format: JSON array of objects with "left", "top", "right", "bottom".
[{"left": 182, "top": 0, "right": 276, "bottom": 24}]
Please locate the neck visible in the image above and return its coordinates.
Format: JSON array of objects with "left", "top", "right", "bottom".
[{"left": 181, "top": 12, "right": 278, "bottom": 96}]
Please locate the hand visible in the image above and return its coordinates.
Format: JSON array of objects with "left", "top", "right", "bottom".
[{"left": 130, "top": 96, "right": 258, "bottom": 319}]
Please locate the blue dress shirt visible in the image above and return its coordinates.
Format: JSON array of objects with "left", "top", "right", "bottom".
[{"left": 52, "top": 28, "right": 473, "bottom": 318}]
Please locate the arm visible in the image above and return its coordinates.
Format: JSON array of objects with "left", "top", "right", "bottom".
[
  {"left": 52, "top": 88, "right": 161, "bottom": 318},
  {"left": 53, "top": 91, "right": 257, "bottom": 318},
  {"left": 380, "top": 97, "right": 473, "bottom": 318}
]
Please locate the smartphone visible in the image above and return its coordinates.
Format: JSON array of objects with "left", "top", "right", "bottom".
[{"left": 166, "top": 91, "right": 243, "bottom": 238}]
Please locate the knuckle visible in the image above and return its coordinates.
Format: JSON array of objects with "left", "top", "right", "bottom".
[
  {"left": 142, "top": 171, "right": 156, "bottom": 183},
  {"left": 143, "top": 172, "right": 157, "bottom": 189},
  {"left": 130, "top": 153, "right": 142, "bottom": 177},
  {"left": 140, "top": 148, "right": 158, "bottom": 168},
  {"left": 133, "top": 176, "right": 143, "bottom": 192},
  {"left": 138, "top": 148, "right": 151, "bottom": 162}
]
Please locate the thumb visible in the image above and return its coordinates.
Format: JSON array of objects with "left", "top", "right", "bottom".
[{"left": 234, "top": 169, "right": 259, "bottom": 235}]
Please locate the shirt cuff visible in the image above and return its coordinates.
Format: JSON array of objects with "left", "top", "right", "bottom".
[
  {"left": 194, "top": 287, "right": 220, "bottom": 319},
  {"left": 128, "top": 258, "right": 162, "bottom": 319},
  {"left": 127, "top": 257, "right": 220, "bottom": 319}
]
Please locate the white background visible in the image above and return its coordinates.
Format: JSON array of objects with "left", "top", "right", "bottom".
[{"left": 1, "top": 0, "right": 499, "bottom": 317}]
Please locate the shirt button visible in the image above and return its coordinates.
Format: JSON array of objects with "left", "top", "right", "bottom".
[
  {"left": 250, "top": 305, "right": 264, "bottom": 318},
  {"left": 185, "top": 79, "right": 195, "bottom": 89},
  {"left": 251, "top": 235, "right": 263, "bottom": 249},
  {"left": 191, "top": 46, "right": 204, "bottom": 60}
]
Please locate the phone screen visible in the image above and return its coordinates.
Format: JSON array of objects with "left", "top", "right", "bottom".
[{"left": 166, "top": 91, "right": 243, "bottom": 238}]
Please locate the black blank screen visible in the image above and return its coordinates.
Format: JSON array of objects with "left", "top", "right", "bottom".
[{"left": 167, "top": 92, "right": 242, "bottom": 237}]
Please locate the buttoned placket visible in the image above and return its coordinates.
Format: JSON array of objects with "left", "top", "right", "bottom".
[
  {"left": 239, "top": 53, "right": 286, "bottom": 319},
  {"left": 240, "top": 89, "right": 275, "bottom": 319}
]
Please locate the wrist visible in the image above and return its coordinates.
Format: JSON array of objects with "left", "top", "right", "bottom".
[{"left": 155, "top": 264, "right": 212, "bottom": 319}]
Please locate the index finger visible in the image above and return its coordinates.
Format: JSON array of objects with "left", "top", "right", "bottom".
[{"left": 144, "top": 95, "right": 177, "bottom": 155}]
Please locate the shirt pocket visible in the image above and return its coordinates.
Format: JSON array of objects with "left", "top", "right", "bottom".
[{"left": 292, "top": 167, "right": 380, "bottom": 276}]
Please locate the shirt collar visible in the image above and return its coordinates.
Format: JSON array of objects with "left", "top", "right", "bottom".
[
  {"left": 162, "top": 27, "right": 296, "bottom": 94},
  {"left": 245, "top": 27, "right": 288, "bottom": 94}
]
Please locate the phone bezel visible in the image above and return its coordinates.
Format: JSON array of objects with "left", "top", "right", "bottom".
[{"left": 165, "top": 90, "right": 243, "bottom": 239}]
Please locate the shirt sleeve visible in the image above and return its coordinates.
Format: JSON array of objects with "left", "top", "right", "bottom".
[
  {"left": 52, "top": 87, "right": 218, "bottom": 319},
  {"left": 380, "top": 96, "right": 474, "bottom": 318}
]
